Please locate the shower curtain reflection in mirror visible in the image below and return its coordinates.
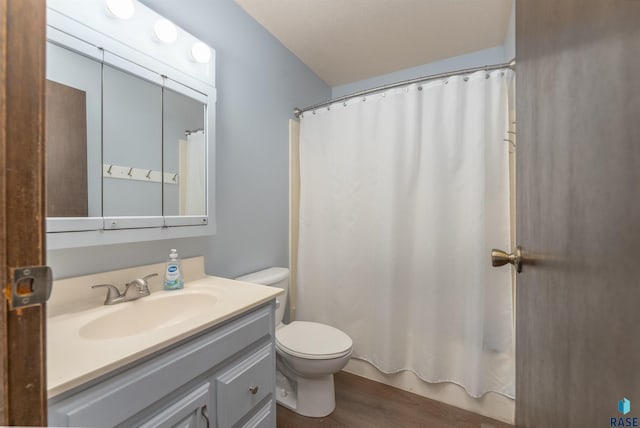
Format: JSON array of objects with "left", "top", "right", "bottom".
[
  {"left": 179, "top": 130, "right": 206, "bottom": 215},
  {"left": 163, "top": 86, "right": 207, "bottom": 218}
]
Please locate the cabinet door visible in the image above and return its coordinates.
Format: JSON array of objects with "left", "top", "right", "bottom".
[
  {"left": 137, "top": 382, "right": 211, "bottom": 428},
  {"left": 45, "top": 40, "right": 104, "bottom": 232},
  {"left": 102, "top": 62, "right": 163, "bottom": 221}
]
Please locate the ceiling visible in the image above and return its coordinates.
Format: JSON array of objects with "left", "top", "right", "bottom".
[{"left": 234, "top": 0, "right": 513, "bottom": 87}]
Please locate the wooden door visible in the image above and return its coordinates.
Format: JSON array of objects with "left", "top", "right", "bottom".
[
  {"left": 0, "top": 0, "right": 48, "bottom": 425},
  {"left": 515, "top": 0, "right": 640, "bottom": 426}
]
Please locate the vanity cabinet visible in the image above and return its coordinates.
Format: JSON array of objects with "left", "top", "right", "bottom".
[{"left": 48, "top": 302, "right": 276, "bottom": 428}]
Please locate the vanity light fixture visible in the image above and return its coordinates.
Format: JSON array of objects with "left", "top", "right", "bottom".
[
  {"left": 105, "top": 0, "right": 135, "bottom": 20},
  {"left": 153, "top": 18, "right": 177, "bottom": 44},
  {"left": 190, "top": 41, "right": 211, "bottom": 63}
]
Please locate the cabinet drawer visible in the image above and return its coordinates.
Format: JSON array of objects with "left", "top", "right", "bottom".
[{"left": 216, "top": 343, "right": 274, "bottom": 428}]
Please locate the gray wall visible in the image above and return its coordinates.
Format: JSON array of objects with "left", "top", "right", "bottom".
[
  {"left": 48, "top": 0, "right": 331, "bottom": 279},
  {"left": 332, "top": 46, "right": 509, "bottom": 99},
  {"left": 503, "top": 1, "right": 516, "bottom": 63}
]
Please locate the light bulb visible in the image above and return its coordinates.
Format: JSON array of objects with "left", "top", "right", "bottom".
[
  {"left": 154, "top": 19, "right": 177, "bottom": 43},
  {"left": 105, "top": 0, "right": 135, "bottom": 20},
  {"left": 190, "top": 42, "right": 211, "bottom": 63}
]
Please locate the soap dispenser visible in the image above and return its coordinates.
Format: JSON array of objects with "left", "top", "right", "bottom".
[{"left": 164, "top": 249, "right": 184, "bottom": 290}]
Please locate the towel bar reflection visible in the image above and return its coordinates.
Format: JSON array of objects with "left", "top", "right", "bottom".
[{"left": 102, "top": 164, "right": 179, "bottom": 184}]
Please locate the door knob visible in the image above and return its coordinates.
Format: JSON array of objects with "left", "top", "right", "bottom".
[{"left": 491, "top": 246, "right": 523, "bottom": 273}]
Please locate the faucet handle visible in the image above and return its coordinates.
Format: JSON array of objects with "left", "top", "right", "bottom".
[
  {"left": 91, "top": 284, "right": 122, "bottom": 304},
  {"left": 142, "top": 273, "right": 159, "bottom": 282},
  {"left": 126, "top": 273, "right": 157, "bottom": 295}
]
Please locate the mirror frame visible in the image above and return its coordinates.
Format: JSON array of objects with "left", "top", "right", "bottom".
[{"left": 45, "top": 0, "right": 216, "bottom": 249}]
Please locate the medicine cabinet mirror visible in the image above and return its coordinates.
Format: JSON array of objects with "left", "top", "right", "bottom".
[{"left": 45, "top": 0, "right": 216, "bottom": 249}]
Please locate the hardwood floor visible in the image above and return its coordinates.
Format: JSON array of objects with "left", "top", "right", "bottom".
[{"left": 276, "top": 372, "right": 513, "bottom": 428}]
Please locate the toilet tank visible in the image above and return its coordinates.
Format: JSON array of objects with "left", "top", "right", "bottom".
[{"left": 235, "top": 267, "right": 289, "bottom": 326}]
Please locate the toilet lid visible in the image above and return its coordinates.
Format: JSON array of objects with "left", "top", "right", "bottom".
[{"left": 276, "top": 321, "right": 353, "bottom": 360}]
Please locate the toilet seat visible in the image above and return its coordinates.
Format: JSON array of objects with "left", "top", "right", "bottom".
[{"left": 276, "top": 321, "right": 353, "bottom": 360}]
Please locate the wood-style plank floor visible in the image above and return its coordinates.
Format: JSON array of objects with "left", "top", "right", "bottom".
[{"left": 276, "top": 372, "right": 513, "bottom": 428}]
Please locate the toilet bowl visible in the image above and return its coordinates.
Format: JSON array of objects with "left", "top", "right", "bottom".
[{"left": 236, "top": 268, "right": 352, "bottom": 417}]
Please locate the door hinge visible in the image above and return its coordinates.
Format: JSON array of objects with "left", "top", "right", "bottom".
[{"left": 7, "top": 266, "right": 52, "bottom": 310}]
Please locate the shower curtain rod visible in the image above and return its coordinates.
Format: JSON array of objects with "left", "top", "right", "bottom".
[{"left": 293, "top": 59, "right": 516, "bottom": 118}]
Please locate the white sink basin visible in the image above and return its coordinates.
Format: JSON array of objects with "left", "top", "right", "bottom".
[{"left": 78, "top": 292, "right": 218, "bottom": 340}]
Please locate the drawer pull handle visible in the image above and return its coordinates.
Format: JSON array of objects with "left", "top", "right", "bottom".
[
  {"left": 201, "top": 405, "right": 210, "bottom": 428},
  {"left": 249, "top": 385, "right": 259, "bottom": 395}
]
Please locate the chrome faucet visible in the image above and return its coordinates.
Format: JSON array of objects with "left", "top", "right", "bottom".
[{"left": 92, "top": 273, "right": 158, "bottom": 305}]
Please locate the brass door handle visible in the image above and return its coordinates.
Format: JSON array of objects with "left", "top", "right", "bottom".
[{"left": 491, "top": 246, "right": 523, "bottom": 273}]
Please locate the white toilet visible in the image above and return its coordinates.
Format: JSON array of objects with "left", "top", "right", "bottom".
[{"left": 236, "top": 267, "right": 352, "bottom": 418}]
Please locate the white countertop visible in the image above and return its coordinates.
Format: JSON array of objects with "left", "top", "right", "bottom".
[{"left": 47, "top": 274, "right": 282, "bottom": 398}]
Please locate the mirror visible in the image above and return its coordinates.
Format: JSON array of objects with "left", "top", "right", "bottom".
[
  {"left": 102, "top": 64, "right": 163, "bottom": 218},
  {"left": 45, "top": 0, "right": 216, "bottom": 248},
  {"left": 45, "top": 42, "right": 102, "bottom": 218},
  {"left": 162, "top": 87, "right": 206, "bottom": 217},
  {"left": 45, "top": 43, "right": 208, "bottom": 224}
]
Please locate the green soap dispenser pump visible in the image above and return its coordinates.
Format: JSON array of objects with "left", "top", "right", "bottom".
[{"left": 164, "top": 249, "right": 184, "bottom": 290}]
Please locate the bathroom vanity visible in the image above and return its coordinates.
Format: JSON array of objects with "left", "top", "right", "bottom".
[
  {"left": 43, "top": 3, "right": 280, "bottom": 425},
  {"left": 47, "top": 257, "right": 282, "bottom": 427}
]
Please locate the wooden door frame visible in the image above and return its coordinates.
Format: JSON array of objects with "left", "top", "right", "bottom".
[
  {"left": 0, "top": 0, "right": 7, "bottom": 419},
  {"left": 0, "top": 0, "right": 48, "bottom": 425}
]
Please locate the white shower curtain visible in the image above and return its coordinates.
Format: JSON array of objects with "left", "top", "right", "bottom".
[
  {"left": 179, "top": 130, "right": 206, "bottom": 215},
  {"left": 297, "top": 69, "right": 515, "bottom": 398}
]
